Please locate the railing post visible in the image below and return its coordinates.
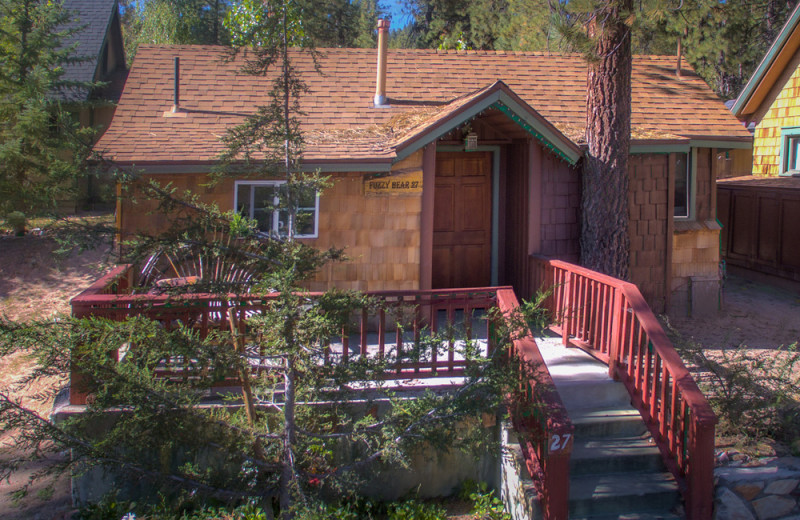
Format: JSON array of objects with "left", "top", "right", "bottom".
[
  {"left": 545, "top": 450, "right": 571, "bottom": 520},
  {"left": 69, "top": 304, "right": 91, "bottom": 405},
  {"left": 687, "top": 420, "right": 716, "bottom": 520},
  {"left": 607, "top": 289, "right": 623, "bottom": 380},
  {"left": 562, "top": 272, "right": 571, "bottom": 347}
]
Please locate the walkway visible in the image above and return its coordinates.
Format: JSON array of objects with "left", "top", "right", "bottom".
[{"left": 533, "top": 332, "right": 682, "bottom": 519}]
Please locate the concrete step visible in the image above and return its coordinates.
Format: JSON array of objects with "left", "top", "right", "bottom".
[
  {"left": 569, "top": 471, "right": 680, "bottom": 518},
  {"left": 570, "top": 408, "right": 648, "bottom": 438},
  {"left": 570, "top": 435, "right": 664, "bottom": 476},
  {"left": 555, "top": 378, "right": 632, "bottom": 411}
]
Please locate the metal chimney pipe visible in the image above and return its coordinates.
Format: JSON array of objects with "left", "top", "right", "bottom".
[
  {"left": 172, "top": 57, "right": 180, "bottom": 112},
  {"left": 374, "top": 19, "right": 390, "bottom": 107}
]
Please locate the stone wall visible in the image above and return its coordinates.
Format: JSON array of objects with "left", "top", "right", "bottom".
[{"left": 715, "top": 458, "right": 800, "bottom": 520}]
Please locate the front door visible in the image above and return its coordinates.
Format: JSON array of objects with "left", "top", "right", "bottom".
[{"left": 432, "top": 151, "right": 492, "bottom": 289}]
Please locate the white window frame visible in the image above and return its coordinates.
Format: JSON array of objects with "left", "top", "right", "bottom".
[{"left": 234, "top": 180, "right": 319, "bottom": 239}]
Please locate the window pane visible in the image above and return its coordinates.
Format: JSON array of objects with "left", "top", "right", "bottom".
[
  {"left": 791, "top": 138, "right": 800, "bottom": 171},
  {"left": 253, "top": 186, "right": 276, "bottom": 232},
  {"left": 295, "top": 209, "right": 315, "bottom": 236},
  {"left": 298, "top": 189, "right": 316, "bottom": 209},
  {"left": 236, "top": 185, "right": 250, "bottom": 214},
  {"left": 674, "top": 152, "right": 689, "bottom": 218},
  {"left": 235, "top": 182, "right": 317, "bottom": 237}
]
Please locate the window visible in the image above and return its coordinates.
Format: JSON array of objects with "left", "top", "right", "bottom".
[
  {"left": 787, "top": 138, "right": 800, "bottom": 172},
  {"left": 673, "top": 152, "right": 690, "bottom": 218},
  {"left": 235, "top": 181, "right": 319, "bottom": 238},
  {"left": 781, "top": 128, "right": 800, "bottom": 175}
]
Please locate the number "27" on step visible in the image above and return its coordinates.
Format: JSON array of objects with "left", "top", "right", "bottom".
[{"left": 549, "top": 433, "right": 572, "bottom": 453}]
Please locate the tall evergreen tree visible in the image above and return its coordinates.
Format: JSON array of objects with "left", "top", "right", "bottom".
[
  {"left": 122, "top": 0, "right": 231, "bottom": 62},
  {"left": 557, "top": 0, "right": 634, "bottom": 279},
  {"left": 0, "top": 0, "right": 97, "bottom": 217}
]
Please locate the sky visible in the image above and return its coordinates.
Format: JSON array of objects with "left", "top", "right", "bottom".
[{"left": 383, "top": 0, "right": 413, "bottom": 29}]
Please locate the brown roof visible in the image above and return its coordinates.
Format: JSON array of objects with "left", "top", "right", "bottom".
[{"left": 95, "top": 45, "right": 752, "bottom": 165}]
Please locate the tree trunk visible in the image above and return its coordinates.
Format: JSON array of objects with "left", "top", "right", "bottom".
[{"left": 580, "top": 0, "right": 633, "bottom": 280}]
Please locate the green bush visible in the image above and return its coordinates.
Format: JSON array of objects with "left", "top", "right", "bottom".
[
  {"left": 6, "top": 211, "right": 26, "bottom": 235},
  {"left": 668, "top": 323, "right": 800, "bottom": 449}
]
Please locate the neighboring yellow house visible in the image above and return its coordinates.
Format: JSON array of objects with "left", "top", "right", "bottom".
[
  {"left": 721, "top": 6, "right": 800, "bottom": 283},
  {"left": 733, "top": 3, "right": 800, "bottom": 177}
]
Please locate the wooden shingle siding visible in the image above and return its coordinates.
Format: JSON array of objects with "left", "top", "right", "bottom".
[
  {"left": 307, "top": 152, "right": 423, "bottom": 292},
  {"left": 753, "top": 63, "right": 800, "bottom": 176},
  {"left": 628, "top": 154, "right": 670, "bottom": 313},
  {"left": 539, "top": 154, "right": 580, "bottom": 262}
]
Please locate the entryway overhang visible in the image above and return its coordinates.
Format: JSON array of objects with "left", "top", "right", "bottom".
[{"left": 391, "top": 81, "right": 582, "bottom": 166}]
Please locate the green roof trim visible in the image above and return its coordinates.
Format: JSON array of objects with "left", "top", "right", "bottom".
[
  {"left": 732, "top": 3, "right": 800, "bottom": 116},
  {"left": 493, "top": 100, "right": 579, "bottom": 165}
]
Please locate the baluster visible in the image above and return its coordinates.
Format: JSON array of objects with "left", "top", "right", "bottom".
[
  {"left": 341, "top": 325, "right": 349, "bottom": 364},
  {"left": 447, "top": 303, "right": 455, "bottom": 372},
  {"left": 378, "top": 307, "right": 386, "bottom": 360},
  {"left": 634, "top": 322, "right": 645, "bottom": 394},
  {"left": 414, "top": 300, "right": 421, "bottom": 374},
  {"left": 659, "top": 365, "right": 669, "bottom": 440},
  {"left": 361, "top": 308, "right": 368, "bottom": 357},
  {"left": 643, "top": 336, "right": 653, "bottom": 412},
  {"left": 669, "top": 378, "right": 679, "bottom": 454},
  {"left": 431, "top": 300, "right": 439, "bottom": 372}
]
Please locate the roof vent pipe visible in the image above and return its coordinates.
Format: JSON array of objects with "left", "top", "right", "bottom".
[
  {"left": 172, "top": 57, "right": 181, "bottom": 112},
  {"left": 374, "top": 19, "right": 390, "bottom": 107}
]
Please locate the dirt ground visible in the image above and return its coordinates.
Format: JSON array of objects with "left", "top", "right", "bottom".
[
  {"left": 666, "top": 273, "right": 800, "bottom": 351},
  {"left": 0, "top": 235, "right": 111, "bottom": 520},
  {"left": 1, "top": 234, "right": 799, "bottom": 517}
]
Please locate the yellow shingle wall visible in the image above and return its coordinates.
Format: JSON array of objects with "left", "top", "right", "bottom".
[
  {"left": 306, "top": 151, "right": 423, "bottom": 292},
  {"left": 753, "top": 64, "right": 800, "bottom": 176}
]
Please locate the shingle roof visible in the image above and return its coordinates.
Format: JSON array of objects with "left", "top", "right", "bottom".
[
  {"left": 95, "top": 45, "right": 752, "bottom": 165},
  {"left": 60, "top": 0, "right": 119, "bottom": 100}
]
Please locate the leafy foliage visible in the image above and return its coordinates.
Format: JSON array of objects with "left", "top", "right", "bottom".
[
  {"left": 0, "top": 3, "right": 531, "bottom": 519},
  {"left": 399, "top": 0, "right": 800, "bottom": 99},
  {"left": 669, "top": 325, "right": 800, "bottom": 448},
  {"left": 0, "top": 0, "right": 98, "bottom": 216},
  {"left": 121, "top": 0, "right": 231, "bottom": 61}
]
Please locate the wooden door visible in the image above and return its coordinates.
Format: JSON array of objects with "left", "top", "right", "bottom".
[{"left": 432, "top": 151, "right": 492, "bottom": 288}]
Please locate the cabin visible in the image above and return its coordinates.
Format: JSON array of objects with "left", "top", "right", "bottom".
[
  {"left": 94, "top": 24, "right": 751, "bottom": 315},
  {"left": 61, "top": 0, "right": 127, "bottom": 209},
  {"left": 725, "top": 4, "right": 800, "bottom": 283}
]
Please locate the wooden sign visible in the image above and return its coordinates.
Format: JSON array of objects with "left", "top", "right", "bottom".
[{"left": 364, "top": 169, "right": 423, "bottom": 195}]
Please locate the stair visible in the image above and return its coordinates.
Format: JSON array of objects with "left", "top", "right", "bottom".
[{"left": 534, "top": 334, "right": 682, "bottom": 519}]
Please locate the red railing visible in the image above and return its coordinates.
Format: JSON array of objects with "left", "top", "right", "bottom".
[
  {"left": 497, "top": 288, "right": 572, "bottom": 520},
  {"left": 531, "top": 256, "right": 717, "bottom": 520},
  {"left": 70, "top": 265, "right": 497, "bottom": 397},
  {"left": 70, "top": 266, "right": 573, "bottom": 518}
]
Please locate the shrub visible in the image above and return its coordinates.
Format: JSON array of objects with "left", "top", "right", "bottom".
[{"left": 668, "top": 324, "right": 800, "bottom": 448}]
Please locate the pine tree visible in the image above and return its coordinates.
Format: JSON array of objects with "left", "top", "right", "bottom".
[
  {"left": 556, "top": 0, "right": 634, "bottom": 279},
  {"left": 0, "top": 0, "right": 97, "bottom": 217},
  {"left": 1, "top": 2, "right": 535, "bottom": 517}
]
